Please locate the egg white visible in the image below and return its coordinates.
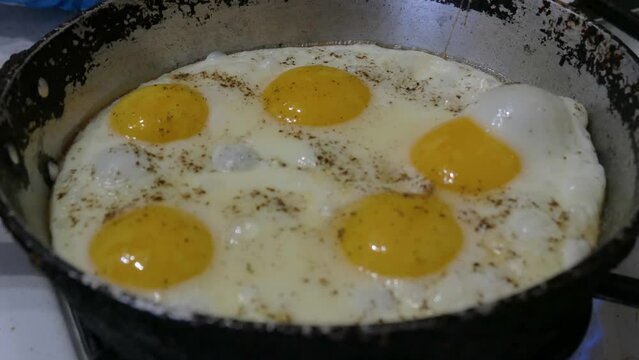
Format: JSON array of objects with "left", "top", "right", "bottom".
[{"left": 50, "top": 45, "right": 603, "bottom": 324}]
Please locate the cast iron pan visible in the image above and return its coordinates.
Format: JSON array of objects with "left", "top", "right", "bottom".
[{"left": 0, "top": 0, "right": 638, "bottom": 359}]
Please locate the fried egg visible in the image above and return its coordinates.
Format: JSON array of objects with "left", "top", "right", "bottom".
[{"left": 50, "top": 44, "right": 604, "bottom": 325}]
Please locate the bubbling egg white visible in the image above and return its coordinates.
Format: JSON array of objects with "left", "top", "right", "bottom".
[{"left": 50, "top": 44, "right": 604, "bottom": 325}]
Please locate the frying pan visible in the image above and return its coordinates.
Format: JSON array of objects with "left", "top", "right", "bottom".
[{"left": 1, "top": 0, "right": 638, "bottom": 359}]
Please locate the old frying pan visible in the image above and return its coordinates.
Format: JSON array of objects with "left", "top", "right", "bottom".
[{"left": 0, "top": 0, "right": 638, "bottom": 359}]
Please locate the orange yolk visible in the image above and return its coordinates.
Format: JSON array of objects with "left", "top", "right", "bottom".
[
  {"left": 336, "top": 192, "right": 463, "bottom": 278},
  {"left": 110, "top": 84, "right": 208, "bottom": 144},
  {"left": 411, "top": 117, "right": 521, "bottom": 194},
  {"left": 262, "top": 65, "right": 370, "bottom": 126},
  {"left": 89, "top": 204, "right": 213, "bottom": 289}
]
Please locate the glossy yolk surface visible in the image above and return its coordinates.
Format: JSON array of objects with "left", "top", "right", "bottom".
[
  {"left": 262, "top": 65, "right": 370, "bottom": 126},
  {"left": 89, "top": 204, "right": 213, "bottom": 289},
  {"left": 110, "top": 84, "right": 208, "bottom": 144},
  {"left": 411, "top": 117, "right": 521, "bottom": 194},
  {"left": 336, "top": 192, "right": 463, "bottom": 278}
]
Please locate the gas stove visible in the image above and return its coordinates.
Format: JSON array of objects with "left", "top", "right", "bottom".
[{"left": 0, "top": 3, "right": 638, "bottom": 360}]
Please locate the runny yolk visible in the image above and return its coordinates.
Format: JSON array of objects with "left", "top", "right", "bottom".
[
  {"left": 89, "top": 204, "right": 213, "bottom": 289},
  {"left": 262, "top": 65, "right": 370, "bottom": 126},
  {"left": 336, "top": 192, "right": 463, "bottom": 278},
  {"left": 411, "top": 117, "right": 521, "bottom": 194},
  {"left": 110, "top": 83, "right": 208, "bottom": 144}
]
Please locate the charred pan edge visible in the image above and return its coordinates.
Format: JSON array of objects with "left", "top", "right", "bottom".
[
  {"left": 538, "top": 0, "right": 639, "bottom": 131},
  {"left": 0, "top": 2, "right": 161, "bottom": 151},
  {"left": 435, "top": 0, "right": 520, "bottom": 21},
  {"left": 0, "top": 1, "right": 162, "bottom": 188}
]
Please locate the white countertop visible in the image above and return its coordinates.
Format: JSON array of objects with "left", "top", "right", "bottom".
[{"left": 0, "top": 4, "right": 638, "bottom": 360}]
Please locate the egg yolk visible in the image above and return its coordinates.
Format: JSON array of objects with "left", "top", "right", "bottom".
[
  {"left": 262, "top": 65, "right": 370, "bottom": 126},
  {"left": 336, "top": 192, "right": 463, "bottom": 278},
  {"left": 110, "top": 84, "right": 208, "bottom": 144},
  {"left": 411, "top": 117, "right": 521, "bottom": 194},
  {"left": 89, "top": 204, "right": 213, "bottom": 289}
]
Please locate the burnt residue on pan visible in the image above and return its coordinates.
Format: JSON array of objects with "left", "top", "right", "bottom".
[
  {"left": 170, "top": 0, "right": 254, "bottom": 17},
  {"left": 0, "top": 1, "right": 174, "bottom": 189},
  {"left": 536, "top": 2, "right": 639, "bottom": 132},
  {"left": 0, "top": 2, "right": 159, "bottom": 188},
  {"left": 439, "top": 0, "right": 638, "bottom": 132},
  {"left": 436, "top": 0, "right": 520, "bottom": 21}
]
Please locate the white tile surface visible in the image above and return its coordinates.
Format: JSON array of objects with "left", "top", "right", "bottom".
[{"left": 0, "top": 276, "right": 76, "bottom": 360}]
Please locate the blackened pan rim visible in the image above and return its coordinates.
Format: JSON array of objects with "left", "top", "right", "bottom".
[
  {"left": 0, "top": 0, "right": 637, "bottom": 338},
  {"left": 0, "top": 0, "right": 113, "bottom": 105}
]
